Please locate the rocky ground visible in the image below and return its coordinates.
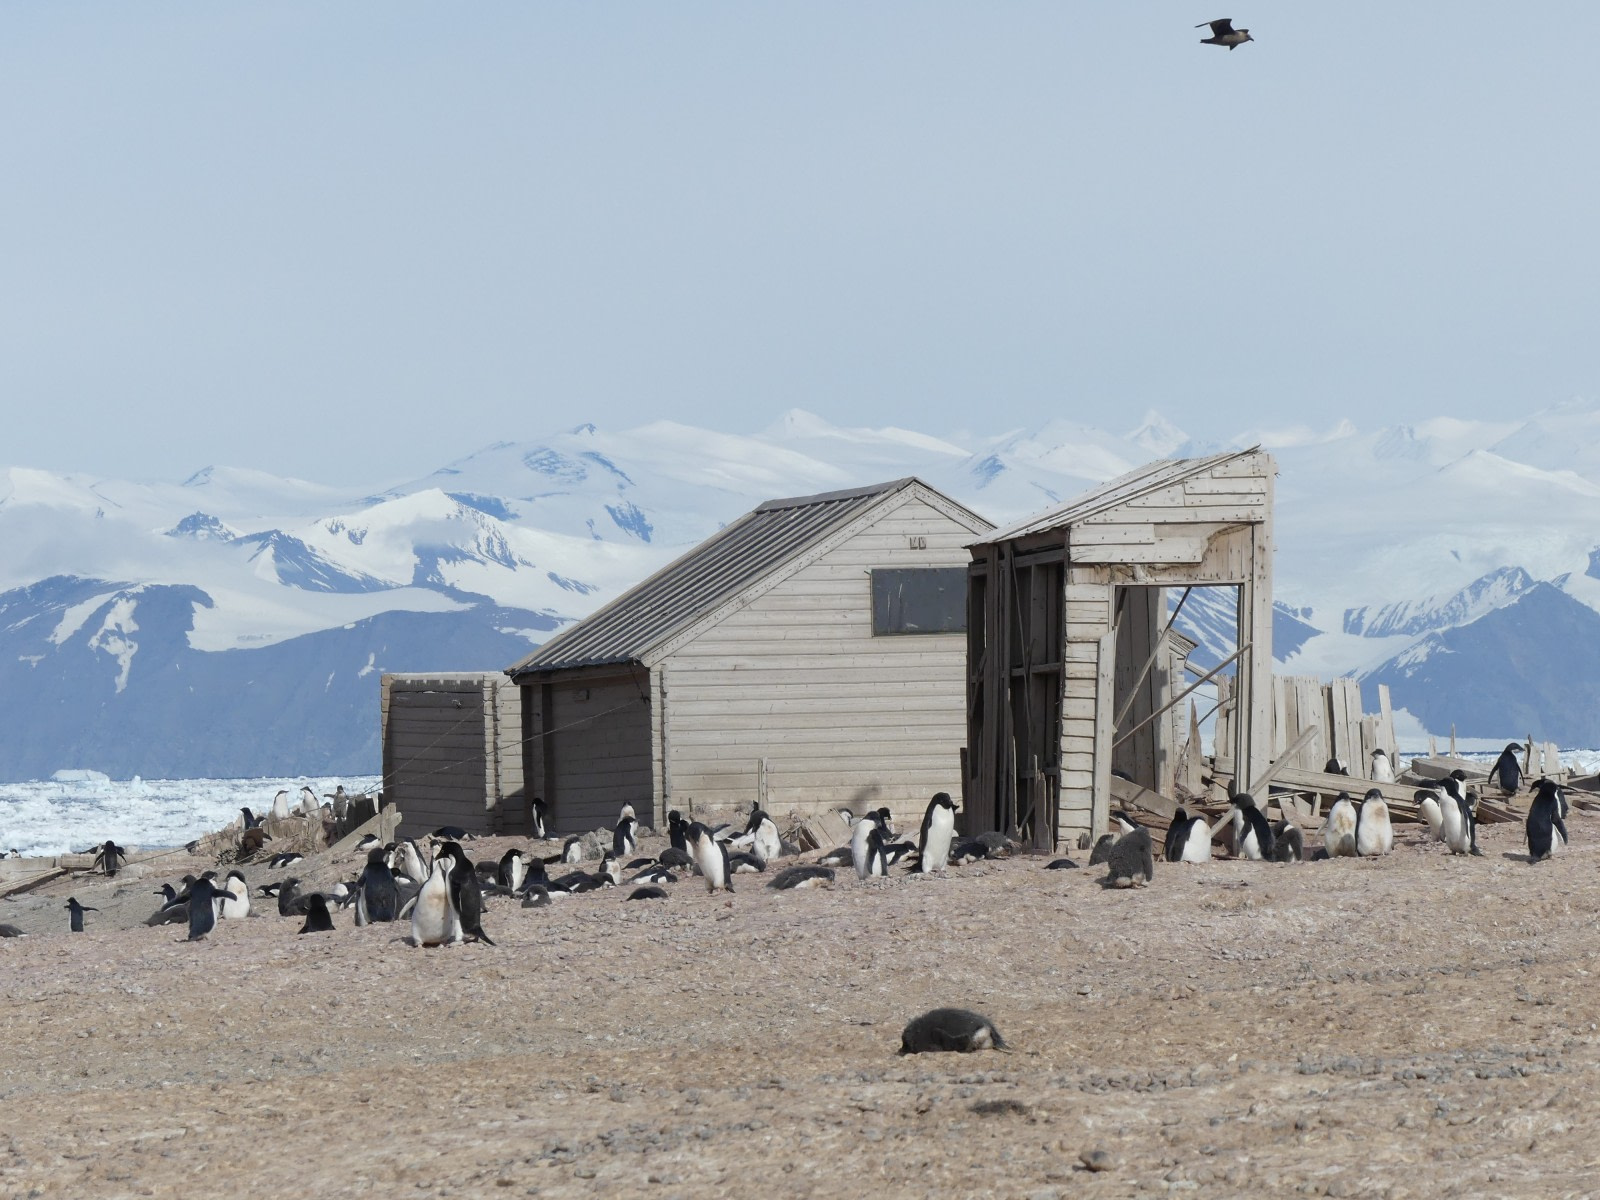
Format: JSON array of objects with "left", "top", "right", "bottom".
[{"left": 2, "top": 812, "right": 1599, "bottom": 1199}]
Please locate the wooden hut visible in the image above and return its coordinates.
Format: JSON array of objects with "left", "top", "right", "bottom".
[
  {"left": 964, "top": 449, "right": 1276, "bottom": 849},
  {"left": 504, "top": 478, "right": 993, "bottom": 834},
  {"left": 380, "top": 672, "right": 526, "bottom": 838}
]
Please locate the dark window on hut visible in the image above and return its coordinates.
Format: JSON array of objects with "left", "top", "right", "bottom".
[{"left": 870, "top": 568, "right": 968, "bottom": 636}]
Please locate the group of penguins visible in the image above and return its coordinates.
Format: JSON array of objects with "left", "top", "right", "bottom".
[
  {"left": 99, "top": 789, "right": 977, "bottom": 945},
  {"left": 1083, "top": 755, "right": 1574, "bottom": 889},
  {"left": 57, "top": 748, "right": 1578, "bottom": 936}
]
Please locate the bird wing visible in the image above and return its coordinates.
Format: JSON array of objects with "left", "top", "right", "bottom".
[{"left": 1197, "top": 18, "right": 1235, "bottom": 34}]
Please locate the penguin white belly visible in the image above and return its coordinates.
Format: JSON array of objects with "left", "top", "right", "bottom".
[
  {"left": 221, "top": 890, "right": 250, "bottom": 920},
  {"left": 1180, "top": 819, "right": 1211, "bottom": 863},
  {"left": 850, "top": 821, "right": 875, "bottom": 880},
  {"left": 921, "top": 810, "right": 955, "bottom": 873},
  {"left": 754, "top": 821, "right": 782, "bottom": 863},
  {"left": 1323, "top": 804, "right": 1357, "bottom": 858},
  {"left": 1440, "top": 803, "right": 1468, "bottom": 855},
  {"left": 410, "top": 874, "right": 460, "bottom": 947},
  {"left": 1418, "top": 795, "right": 1444, "bottom": 838},
  {"left": 1356, "top": 803, "right": 1393, "bottom": 857}
]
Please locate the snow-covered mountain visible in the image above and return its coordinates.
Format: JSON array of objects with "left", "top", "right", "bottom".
[{"left": 7, "top": 400, "right": 1600, "bottom": 779}]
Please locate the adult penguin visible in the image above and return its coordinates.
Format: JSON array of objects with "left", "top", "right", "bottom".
[
  {"left": 1229, "top": 793, "right": 1274, "bottom": 861},
  {"left": 1492, "top": 743, "right": 1524, "bottom": 794},
  {"left": 187, "top": 877, "right": 225, "bottom": 941},
  {"left": 1526, "top": 778, "right": 1570, "bottom": 862},
  {"left": 914, "top": 793, "right": 958, "bottom": 874},
  {"left": 65, "top": 897, "right": 97, "bottom": 933},
  {"left": 1438, "top": 775, "right": 1480, "bottom": 857},
  {"left": 687, "top": 821, "right": 733, "bottom": 894},
  {"left": 356, "top": 847, "right": 400, "bottom": 924},
  {"left": 1322, "top": 792, "right": 1359, "bottom": 858},
  {"left": 1414, "top": 788, "right": 1445, "bottom": 839},
  {"left": 410, "top": 853, "right": 461, "bottom": 947},
  {"left": 219, "top": 870, "right": 251, "bottom": 920},
  {"left": 1355, "top": 788, "right": 1394, "bottom": 857},
  {"left": 850, "top": 809, "right": 889, "bottom": 880},
  {"left": 1369, "top": 748, "right": 1395, "bottom": 785},
  {"left": 438, "top": 841, "right": 494, "bottom": 945},
  {"left": 1163, "top": 807, "right": 1211, "bottom": 864},
  {"left": 743, "top": 805, "right": 783, "bottom": 865}
]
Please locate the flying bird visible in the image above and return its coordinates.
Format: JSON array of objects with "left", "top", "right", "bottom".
[{"left": 1197, "top": 18, "right": 1252, "bottom": 50}]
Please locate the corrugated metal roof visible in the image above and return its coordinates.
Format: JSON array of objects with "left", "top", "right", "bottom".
[
  {"left": 506, "top": 477, "right": 928, "bottom": 677},
  {"left": 973, "top": 447, "right": 1263, "bottom": 545}
]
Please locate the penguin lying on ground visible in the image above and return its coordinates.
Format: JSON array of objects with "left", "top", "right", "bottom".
[
  {"left": 1164, "top": 807, "right": 1212, "bottom": 864},
  {"left": 898, "top": 1008, "right": 1008, "bottom": 1054},
  {"left": 627, "top": 885, "right": 668, "bottom": 901},
  {"left": 768, "top": 864, "right": 835, "bottom": 890}
]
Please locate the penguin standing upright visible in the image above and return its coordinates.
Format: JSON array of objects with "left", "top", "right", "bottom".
[
  {"left": 411, "top": 854, "right": 462, "bottom": 947},
  {"left": 612, "top": 813, "right": 638, "bottom": 859},
  {"left": 1323, "top": 792, "right": 1359, "bottom": 857},
  {"left": 914, "top": 793, "right": 958, "bottom": 874},
  {"left": 850, "top": 810, "right": 888, "bottom": 880},
  {"left": 1369, "top": 748, "right": 1395, "bottom": 784},
  {"left": 1163, "top": 807, "right": 1211, "bottom": 864},
  {"left": 743, "top": 806, "right": 783, "bottom": 864},
  {"left": 271, "top": 789, "right": 291, "bottom": 821},
  {"left": 496, "top": 849, "right": 528, "bottom": 894},
  {"left": 187, "top": 877, "right": 225, "bottom": 941},
  {"left": 530, "top": 797, "right": 549, "bottom": 840},
  {"left": 1526, "top": 778, "right": 1570, "bottom": 862},
  {"left": 1492, "top": 744, "right": 1524, "bottom": 793},
  {"left": 1355, "top": 788, "right": 1394, "bottom": 857},
  {"left": 65, "top": 897, "right": 96, "bottom": 933},
  {"left": 1229, "top": 794, "right": 1275, "bottom": 861},
  {"left": 859, "top": 826, "right": 889, "bottom": 879},
  {"left": 687, "top": 822, "right": 733, "bottom": 894},
  {"left": 1438, "top": 776, "right": 1480, "bottom": 856},
  {"left": 219, "top": 870, "right": 251, "bottom": 920},
  {"left": 357, "top": 847, "right": 400, "bottom": 924},
  {"left": 1415, "top": 788, "right": 1445, "bottom": 839},
  {"left": 438, "top": 841, "right": 494, "bottom": 945},
  {"left": 299, "top": 893, "right": 335, "bottom": 934}
]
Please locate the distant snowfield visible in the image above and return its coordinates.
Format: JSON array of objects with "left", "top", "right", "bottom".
[{"left": 0, "top": 775, "right": 381, "bottom": 858}]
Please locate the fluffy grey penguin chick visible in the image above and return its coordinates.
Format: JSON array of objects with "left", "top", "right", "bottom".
[
  {"left": 898, "top": 1007, "right": 1008, "bottom": 1055},
  {"left": 1099, "top": 827, "right": 1155, "bottom": 888}
]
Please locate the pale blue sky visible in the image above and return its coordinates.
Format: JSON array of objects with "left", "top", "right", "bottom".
[{"left": 5, "top": 3, "right": 1598, "bottom": 484}]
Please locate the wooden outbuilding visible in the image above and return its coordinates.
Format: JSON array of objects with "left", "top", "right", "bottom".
[
  {"left": 964, "top": 448, "right": 1276, "bottom": 849},
  {"left": 379, "top": 672, "right": 526, "bottom": 838},
  {"left": 504, "top": 478, "right": 993, "bottom": 834}
]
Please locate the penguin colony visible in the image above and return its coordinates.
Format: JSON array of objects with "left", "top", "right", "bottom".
[{"left": 39, "top": 759, "right": 1579, "bottom": 1070}]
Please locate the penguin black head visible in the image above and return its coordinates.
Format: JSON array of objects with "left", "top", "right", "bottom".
[{"left": 1363, "top": 788, "right": 1384, "bottom": 802}]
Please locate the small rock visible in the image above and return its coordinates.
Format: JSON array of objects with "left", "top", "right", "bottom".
[{"left": 1080, "top": 1148, "right": 1115, "bottom": 1172}]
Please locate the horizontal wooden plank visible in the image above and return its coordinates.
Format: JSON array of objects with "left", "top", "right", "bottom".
[
  {"left": 668, "top": 694, "right": 961, "bottom": 719},
  {"left": 1183, "top": 476, "right": 1268, "bottom": 496},
  {"left": 1071, "top": 525, "right": 1155, "bottom": 546},
  {"left": 664, "top": 652, "right": 967, "bottom": 672},
  {"left": 1084, "top": 504, "right": 1262, "bottom": 524}
]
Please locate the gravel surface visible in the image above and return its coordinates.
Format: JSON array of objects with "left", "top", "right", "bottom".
[{"left": 3, "top": 814, "right": 1599, "bottom": 1198}]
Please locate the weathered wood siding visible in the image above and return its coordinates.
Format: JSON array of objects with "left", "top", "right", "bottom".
[
  {"left": 543, "top": 672, "right": 653, "bottom": 834},
  {"left": 382, "top": 674, "right": 524, "bottom": 838},
  {"left": 661, "top": 494, "right": 974, "bottom": 819},
  {"left": 969, "top": 451, "right": 1277, "bottom": 850}
]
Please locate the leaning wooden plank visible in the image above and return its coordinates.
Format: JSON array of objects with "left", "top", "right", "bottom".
[
  {"left": 327, "top": 805, "right": 404, "bottom": 856},
  {"left": 1110, "top": 774, "right": 1180, "bottom": 822}
]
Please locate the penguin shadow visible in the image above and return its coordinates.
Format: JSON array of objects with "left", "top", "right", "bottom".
[{"left": 1501, "top": 851, "right": 1539, "bottom": 864}]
